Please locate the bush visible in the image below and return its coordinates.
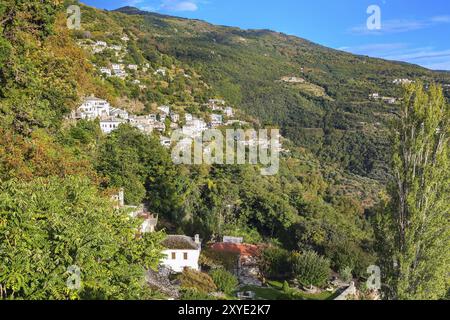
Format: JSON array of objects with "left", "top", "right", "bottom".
[
  {"left": 292, "top": 251, "right": 331, "bottom": 288},
  {"left": 180, "top": 288, "right": 214, "bottom": 300},
  {"left": 200, "top": 248, "right": 239, "bottom": 272},
  {"left": 210, "top": 268, "right": 239, "bottom": 295},
  {"left": 339, "top": 266, "right": 353, "bottom": 283},
  {"left": 179, "top": 269, "right": 217, "bottom": 294},
  {"left": 259, "top": 246, "right": 292, "bottom": 279},
  {"left": 324, "top": 240, "right": 375, "bottom": 278}
]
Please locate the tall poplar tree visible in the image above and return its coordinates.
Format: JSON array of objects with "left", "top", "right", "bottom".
[{"left": 376, "top": 83, "right": 450, "bottom": 300}]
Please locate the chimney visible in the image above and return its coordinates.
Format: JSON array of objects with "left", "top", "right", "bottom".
[
  {"left": 118, "top": 188, "right": 125, "bottom": 207},
  {"left": 194, "top": 234, "right": 200, "bottom": 244}
]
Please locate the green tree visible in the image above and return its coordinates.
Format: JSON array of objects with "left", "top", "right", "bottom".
[
  {"left": 0, "top": 176, "right": 166, "bottom": 300},
  {"left": 291, "top": 250, "right": 330, "bottom": 288},
  {"left": 376, "top": 83, "right": 450, "bottom": 300},
  {"left": 209, "top": 268, "right": 238, "bottom": 295},
  {"left": 259, "top": 246, "right": 292, "bottom": 280}
]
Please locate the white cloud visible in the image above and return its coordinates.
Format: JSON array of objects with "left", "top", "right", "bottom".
[
  {"left": 349, "top": 15, "right": 450, "bottom": 35},
  {"left": 339, "top": 43, "right": 450, "bottom": 71},
  {"left": 159, "top": 0, "right": 199, "bottom": 12},
  {"left": 125, "top": 0, "right": 146, "bottom": 6}
]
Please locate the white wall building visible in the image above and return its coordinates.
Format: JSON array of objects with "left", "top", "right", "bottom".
[
  {"left": 161, "top": 235, "right": 201, "bottom": 273},
  {"left": 77, "top": 96, "right": 111, "bottom": 120},
  {"left": 111, "top": 45, "right": 122, "bottom": 51},
  {"left": 185, "top": 113, "right": 193, "bottom": 122},
  {"left": 160, "top": 136, "right": 171, "bottom": 148},
  {"left": 154, "top": 68, "right": 167, "bottom": 76},
  {"left": 183, "top": 118, "right": 207, "bottom": 136},
  {"left": 110, "top": 107, "right": 129, "bottom": 120},
  {"left": 170, "top": 112, "right": 180, "bottom": 123},
  {"left": 210, "top": 114, "right": 223, "bottom": 126},
  {"left": 158, "top": 105, "right": 170, "bottom": 115},
  {"left": 224, "top": 107, "right": 234, "bottom": 117},
  {"left": 95, "top": 41, "right": 107, "bottom": 47},
  {"left": 100, "top": 117, "right": 127, "bottom": 134},
  {"left": 99, "top": 67, "right": 112, "bottom": 77}
]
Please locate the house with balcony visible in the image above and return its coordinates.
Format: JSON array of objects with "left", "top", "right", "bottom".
[{"left": 75, "top": 96, "right": 111, "bottom": 120}]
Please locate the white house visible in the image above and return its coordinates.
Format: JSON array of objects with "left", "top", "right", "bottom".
[
  {"left": 148, "top": 114, "right": 157, "bottom": 122},
  {"left": 153, "top": 121, "right": 166, "bottom": 133},
  {"left": 185, "top": 113, "right": 193, "bottom": 122},
  {"left": 77, "top": 96, "right": 111, "bottom": 120},
  {"left": 170, "top": 112, "right": 180, "bottom": 123},
  {"left": 209, "top": 99, "right": 225, "bottom": 106},
  {"left": 210, "top": 114, "right": 223, "bottom": 126},
  {"left": 112, "top": 64, "right": 124, "bottom": 71},
  {"left": 114, "top": 70, "right": 127, "bottom": 79},
  {"left": 382, "top": 97, "right": 397, "bottom": 104},
  {"left": 393, "top": 78, "right": 413, "bottom": 85},
  {"left": 95, "top": 41, "right": 107, "bottom": 47},
  {"left": 158, "top": 105, "right": 170, "bottom": 115},
  {"left": 160, "top": 136, "right": 171, "bottom": 148},
  {"left": 161, "top": 235, "right": 201, "bottom": 273},
  {"left": 128, "top": 64, "right": 138, "bottom": 71},
  {"left": 110, "top": 45, "right": 122, "bottom": 51},
  {"left": 121, "top": 35, "right": 130, "bottom": 42},
  {"left": 224, "top": 107, "right": 234, "bottom": 117},
  {"left": 154, "top": 68, "right": 167, "bottom": 76},
  {"left": 100, "top": 117, "right": 127, "bottom": 134},
  {"left": 99, "top": 67, "right": 112, "bottom": 77},
  {"left": 110, "top": 107, "right": 129, "bottom": 120}
]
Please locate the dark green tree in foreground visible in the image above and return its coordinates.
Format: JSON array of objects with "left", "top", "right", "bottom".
[
  {"left": 375, "top": 83, "right": 450, "bottom": 300},
  {"left": 0, "top": 176, "right": 166, "bottom": 300}
]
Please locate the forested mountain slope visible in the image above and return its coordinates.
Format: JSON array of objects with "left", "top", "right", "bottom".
[{"left": 108, "top": 6, "right": 450, "bottom": 181}]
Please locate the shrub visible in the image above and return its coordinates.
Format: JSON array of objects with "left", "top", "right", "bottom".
[
  {"left": 339, "top": 266, "right": 353, "bottom": 283},
  {"left": 292, "top": 251, "right": 331, "bottom": 288},
  {"left": 180, "top": 288, "right": 214, "bottom": 300},
  {"left": 179, "top": 269, "right": 217, "bottom": 294},
  {"left": 210, "top": 268, "right": 239, "bottom": 295},
  {"left": 324, "top": 240, "right": 375, "bottom": 278},
  {"left": 259, "top": 246, "right": 292, "bottom": 279},
  {"left": 282, "top": 281, "right": 291, "bottom": 293},
  {"left": 200, "top": 248, "right": 239, "bottom": 272}
]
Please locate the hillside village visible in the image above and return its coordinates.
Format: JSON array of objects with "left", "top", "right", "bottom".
[
  {"left": 113, "top": 185, "right": 367, "bottom": 300},
  {"left": 2, "top": 2, "right": 450, "bottom": 302},
  {"left": 66, "top": 32, "right": 389, "bottom": 301},
  {"left": 63, "top": 21, "right": 448, "bottom": 301}
]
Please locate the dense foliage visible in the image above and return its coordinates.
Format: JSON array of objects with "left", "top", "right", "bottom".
[
  {"left": 375, "top": 83, "right": 450, "bottom": 300},
  {"left": 210, "top": 268, "right": 239, "bottom": 295},
  {"left": 0, "top": 176, "right": 165, "bottom": 300},
  {"left": 179, "top": 269, "right": 217, "bottom": 294},
  {"left": 0, "top": 1, "right": 448, "bottom": 300},
  {"left": 291, "top": 251, "right": 331, "bottom": 288},
  {"left": 259, "top": 247, "right": 292, "bottom": 280}
]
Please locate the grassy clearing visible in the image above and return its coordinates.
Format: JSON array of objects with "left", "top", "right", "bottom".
[{"left": 239, "top": 281, "right": 338, "bottom": 301}]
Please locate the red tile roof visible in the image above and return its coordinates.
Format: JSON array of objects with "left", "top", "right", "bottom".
[{"left": 210, "top": 243, "right": 260, "bottom": 257}]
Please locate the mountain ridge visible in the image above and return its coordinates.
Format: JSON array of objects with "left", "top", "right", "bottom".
[{"left": 79, "top": 3, "right": 450, "bottom": 181}]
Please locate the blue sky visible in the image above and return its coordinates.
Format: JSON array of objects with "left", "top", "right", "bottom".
[{"left": 81, "top": 0, "right": 450, "bottom": 70}]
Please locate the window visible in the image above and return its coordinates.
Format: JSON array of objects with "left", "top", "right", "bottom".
[
  {"left": 183, "top": 253, "right": 188, "bottom": 260},
  {"left": 171, "top": 252, "right": 176, "bottom": 260}
]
